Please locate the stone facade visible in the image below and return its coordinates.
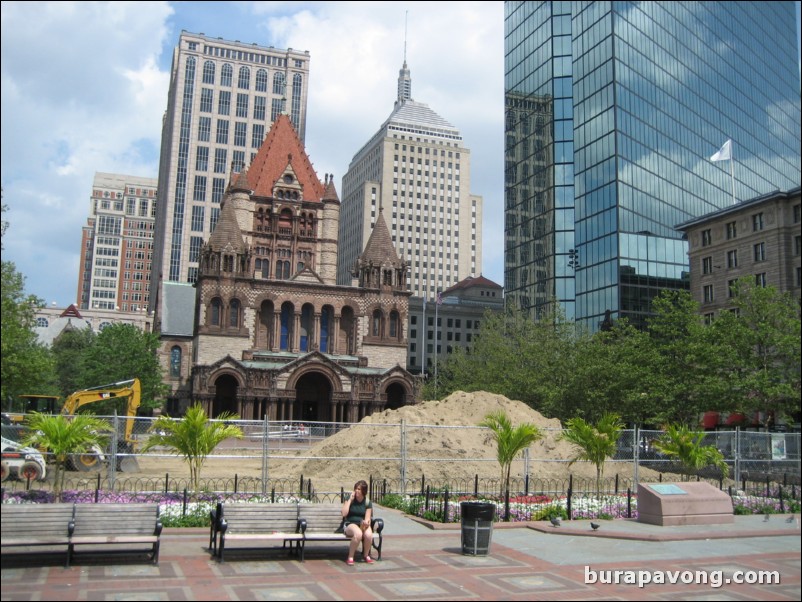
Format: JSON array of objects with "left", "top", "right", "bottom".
[{"left": 157, "top": 115, "right": 420, "bottom": 420}]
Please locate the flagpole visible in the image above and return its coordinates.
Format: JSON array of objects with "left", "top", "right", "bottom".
[{"left": 729, "top": 152, "right": 736, "bottom": 205}]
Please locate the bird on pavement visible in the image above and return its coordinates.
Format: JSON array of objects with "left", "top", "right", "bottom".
[
  {"left": 550, "top": 516, "right": 561, "bottom": 527},
  {"left": 763, "top": 513, "right": 770, "bottom": 522},
  {"left": 590, "top": 522, "right": 600, "bottom": 531},
  {"left": 786, "top": 515, "right": 795, "bottom": 523}
]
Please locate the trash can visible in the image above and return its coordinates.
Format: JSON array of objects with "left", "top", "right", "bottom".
[{"left": 460, "top": 501, "right": 496, "bottom": 556}]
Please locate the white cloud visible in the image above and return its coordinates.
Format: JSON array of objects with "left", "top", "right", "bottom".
[{"left": 1, "top": 0, "right": 505, "bottom": 307}]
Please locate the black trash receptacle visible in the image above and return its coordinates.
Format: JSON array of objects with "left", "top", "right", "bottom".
[{"left": 460, "top": 501, "right": 496, "bottom": 556}]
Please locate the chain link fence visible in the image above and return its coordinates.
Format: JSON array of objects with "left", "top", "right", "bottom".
[{"left": 3, "top": 415, "right": 799, "bottom": 500}]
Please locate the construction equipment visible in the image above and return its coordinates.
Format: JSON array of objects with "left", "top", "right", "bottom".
[
  {"left": 59, "top": 379, "right": 142, "bottom": 473},
  {"left": 1, "top": 426, "right": 48, "bottom": 483}
]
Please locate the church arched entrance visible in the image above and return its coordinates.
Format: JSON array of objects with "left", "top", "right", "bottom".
[
  {"left": 385, "top": 382, "right": 406, "bottom": 411},
  {"left": 212, "top": 374, "right": 239, "bottom": 418},
  {"left": 294, "top": 372, "right": 332, "bottom": 423}
]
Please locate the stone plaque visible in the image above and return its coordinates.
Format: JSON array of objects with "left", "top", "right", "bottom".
[{"left": 637, "top": 482, "right": 734, "bottom": 526}]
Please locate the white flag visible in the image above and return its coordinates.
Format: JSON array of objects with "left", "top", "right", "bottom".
[{"left": 710, "top": 139, "right": 732, "bottom": 162}]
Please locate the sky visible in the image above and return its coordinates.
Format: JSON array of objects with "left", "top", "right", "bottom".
[
  {"left": 0, "top": 1, "right": 505, "bottom": 308},
  {"left": 1, "top": 2, "right": 800, "bottom": 309}
]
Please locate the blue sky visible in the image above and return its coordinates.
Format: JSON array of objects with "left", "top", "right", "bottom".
[
  {"left": 1, "top": 1, "right": 505, "bottom": 307},
  {"left": 1, "top": 2, "right": 800, "bottom": 308}
]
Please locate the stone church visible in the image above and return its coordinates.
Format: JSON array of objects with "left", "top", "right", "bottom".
[{"left": 156, "top": 114, "right": 420, "bottom": 421}]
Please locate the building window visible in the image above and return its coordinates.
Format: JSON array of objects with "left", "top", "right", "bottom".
[
  {"left": 727, "top": 279, "right": 737, "bottom": 298},
  {"left": 753, "top": 242, "right": 765, "bottom": 262},
  {"left": 36, "top": 317, "right": 49, "bottom": 327},
  {"left": 727, "top": 250, "right": 738, "bottom": 268},
  {"left": 752, "top": 213, "right": 764, "bottom": 231},
  {"left": 701, "top": 229, "right": 712, "bottom": 246},
  {"left": 703, "top": 284, "right": 714, "bottom": 303},
  {"left": 726, "top": 221, "right": 737, "bottom": 240},
  {"left": 755, "top": 273, "right": 767, "bottom": 287},
  {"left": 704, "top": 313, "right": 714, "bottom": 325},
  {"left": 702, "top": 256, "right": 713, "bottom": 275},
  {"left": 794, "top": 235, "right": 801, "bottom": 256},
  {"left": 794, "top": 204, "right": 800, "bottom": 223},
  {"left": 229, "top": 299, "right": 240, "bottom": 328},
  {"left": 170, "top": 346, "right": 181, "bottom": 377},
  {"left": 210, "top": 298, "right": 222, "bottom": 326},
  {"left": 372, "top": 309, "right": 384, "bottom": 337}
]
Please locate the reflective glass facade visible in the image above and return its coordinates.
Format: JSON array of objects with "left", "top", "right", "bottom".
[{"left": 504, "top": 1, "right": 801, "bottom": 330}]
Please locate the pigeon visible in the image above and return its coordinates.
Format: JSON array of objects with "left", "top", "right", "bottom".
[
  {"left": 786, "top": 515, "right": 795, "bottom": 523},
  {"left": 550, "top": 516, "right": 561, "bottom": 527},
  {"left": 763, "top": 513, "right": 770, "bottom": 522},
  {"left": 590, "top": 522, "right": 600, "bottom": 531}
]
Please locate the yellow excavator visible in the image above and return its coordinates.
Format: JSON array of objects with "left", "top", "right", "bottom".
[
  {"left": 61, "top": 378, "right": 142, "bottom": 472},
  {"left": 10, "top": 379, "right": 142, "bottom": 473}
]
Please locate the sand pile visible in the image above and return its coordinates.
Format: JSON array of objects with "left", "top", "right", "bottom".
[{"left": 262, "top": 391, "right": 653, "bottom": 493}]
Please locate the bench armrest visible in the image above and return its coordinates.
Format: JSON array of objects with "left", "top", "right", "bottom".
[
  {"left": 219, "top": 519, "right": 229, "bottom": 535},
  {"left": 297, "top": 518, "right": 307, "bottom": 534},
  {"left": 68, "top": 519, "right": 76, "bottom": 538},
  {"left": 371, "top": 517, "right": 384, "bottom": 534},
  {"left": 154, "top": 521, "right": 163, "bottom": 537}
]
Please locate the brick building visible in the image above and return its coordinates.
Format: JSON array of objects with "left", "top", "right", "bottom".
[{"left": 156, "top": 115, "right": 420, "bottom": 420}]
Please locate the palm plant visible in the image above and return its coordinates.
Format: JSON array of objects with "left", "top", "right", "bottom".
[
  {"left": 140, "top": 403, "right": 243, "bottom": 491},
  {"left": 21, "top": 412, "right": 112, "bottom": 501},
  {"left": 560, "top": 413, "right": 623, "bottom": 499},
  {"left": 652, "top": 424, "right": 729, "bottom": 481},
  {"left": 479, "top": 410, "right": 543, "bottom": 497}
]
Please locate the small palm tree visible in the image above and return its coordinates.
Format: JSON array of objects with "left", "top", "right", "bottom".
[
  {"left": 140, "top": 403, "right": 243, "bottom": 491},
  {"left": 21, "top": 413, "right": 112, "bottom": 502},
  {"left": 560, "top": 413, "right": 623, "bottom": 499},
  {"left": 479, "top": 410, "right": 543, "bottom": 497},
  {"left": 653, "top": 424, "right": 729, "bottom": 481}
]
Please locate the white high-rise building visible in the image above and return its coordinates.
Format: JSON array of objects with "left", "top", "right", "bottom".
[
  {"left": 150, "top": 31, "right": 310, "bottom": 312},
  {"left": 337, "top": 60, "right": 483, "bottom": 300}
]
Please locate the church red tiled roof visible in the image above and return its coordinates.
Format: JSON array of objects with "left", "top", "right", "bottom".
[{"left": 246, "top": 114, "right": 324, "bottom": 201}]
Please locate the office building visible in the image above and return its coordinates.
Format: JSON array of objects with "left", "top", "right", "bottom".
[
  {"left": 337, "top": 60, "right": 483, "bottom": 300},
  {"left": 504, "top": 1, "right": 801, "bottom": 330},
  {"left": 77, "top": 172, "right": 158, "bottom": 312},
  {"left": 676, "top": 187, "right": 801, "bottom": 321},
  {"left": 150, "top": 31, "right": 310, "bottom": 313},
  {"left": 407, "top": 275, "right": 504, "bottom": 374}
]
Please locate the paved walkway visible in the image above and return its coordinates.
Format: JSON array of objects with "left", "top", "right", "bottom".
[{"left": 2, "top": 510, "right": 800, "bottom": 601}]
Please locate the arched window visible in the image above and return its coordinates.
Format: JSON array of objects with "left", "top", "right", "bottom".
[
  {"left": 372, "top": 309, "right": 383, "bottom": 337},
  {"left": 320, "top": 305, "right": 333, "bottom": 353},
  {"left": 340, "top": 306, "right": 355, "bottom": 355},
  {"left": 170, "top": 346, "right": 182, "bottom": 377},
  {"left": 389, "top": 311, "right": 400, "bottom": 338},
  {"left": 210, "top": 298, "right": 222, "bottom": 326},
  {"left": 273, "top": 71, "right": 285, "bottom": 95},
  {"left": 202, "top": 61, "right": 215, "bottom": 84},
  {"left": 280, "top": 302, "right": 294, "bottom": 350},
  {"left": 220, "top": 64, "right": 233, "bottom": 87},
  {"left": 229, "top": 299, "right": 240, "bottom": 328},
  {"left": 36, "top": 317, "right": 49, "bottom": 328},
  {"left": 255, "top": 69, "right": 269, "bottom": 92},
  {"left": 300, "top": 304, "right": 313, "bottom": 352},
  {"left": 238, "top": 66, "right": 250, "bottom": 89},
  {"left": 99, "top": 321, "right": 111, "bottom": 331}
]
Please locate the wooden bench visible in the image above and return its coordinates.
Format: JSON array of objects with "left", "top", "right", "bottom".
[
  {"left": 1, "top": 503, "right": 76, "bottom": 567},
  {"left": 215, "top": 503, "right": 304, "bottom": 563},
  {"left": 297, "top": 502, "right": 383, "bottom": 562},
  {"left": 69, "top": 503, "right": 163, "bottom": 566}
]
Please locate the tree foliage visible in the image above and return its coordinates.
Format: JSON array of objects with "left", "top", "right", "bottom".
[
  {"left": 479, "top": 410, "right": 543, "bottom": 497},
  {"left": 1, "top": 204, "right": 57, "bottom": 405},
  {"left": 69, "top": 323, "right": 167, "bottom": 412},
  {"left": 653, "top": 424, "right": 729, "bottom": 481},
  {"left": 560, "top": 413, "right": 623, "bottom": 498},
  {"left": 21, "top": 413, "right": 112, "bottom": 501},
  {"left": 140, "top": 404, "right": 243, "bottom": 491}
]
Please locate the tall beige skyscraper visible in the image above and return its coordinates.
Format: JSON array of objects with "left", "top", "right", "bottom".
[
  {"left": 150, "top": 31, "right": 310, "bottom": 312},
  {"left": 337, "top": 60, "right": 483, "bottom": 300}
]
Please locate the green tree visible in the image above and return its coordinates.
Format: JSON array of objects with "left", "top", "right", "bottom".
[
  {"left": 79, "top": 323, "right": 167, "bottom": 412},
  {"left": 51, "top": 326, "right": 95, "bottom": 397},
  {"left": 560, "top": 413, "right": 623, "bottom": 499},
  {"left": 479, "top": 410, "right": 543, "bottom": 497},
  {"left": 140, "top": 404, "right": 243, "bottom": 491},
  {"left": 710, "top": 278, "right": 801, "bottom": 428},
  {"left": 21, "top": 413, "right": 112, "bottom": 501},
  {"left": 1, "top": 204, "right": 57, "bottom": 406},
  {"left": 653, "top": 424, "right": 729, "bottom": 481}
]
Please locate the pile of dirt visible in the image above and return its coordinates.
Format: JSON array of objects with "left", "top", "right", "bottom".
[{"left": 255, "top": 391, "right": 654, "bottom": 493}]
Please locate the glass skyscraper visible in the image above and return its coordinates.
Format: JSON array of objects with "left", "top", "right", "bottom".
[{"left": 504, "top": 1, "right": 801, "bottom": 330}]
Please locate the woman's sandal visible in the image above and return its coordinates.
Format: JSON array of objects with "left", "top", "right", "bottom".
[{"left": 346, "top": 557, "right": 355, "bottom": 566}]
